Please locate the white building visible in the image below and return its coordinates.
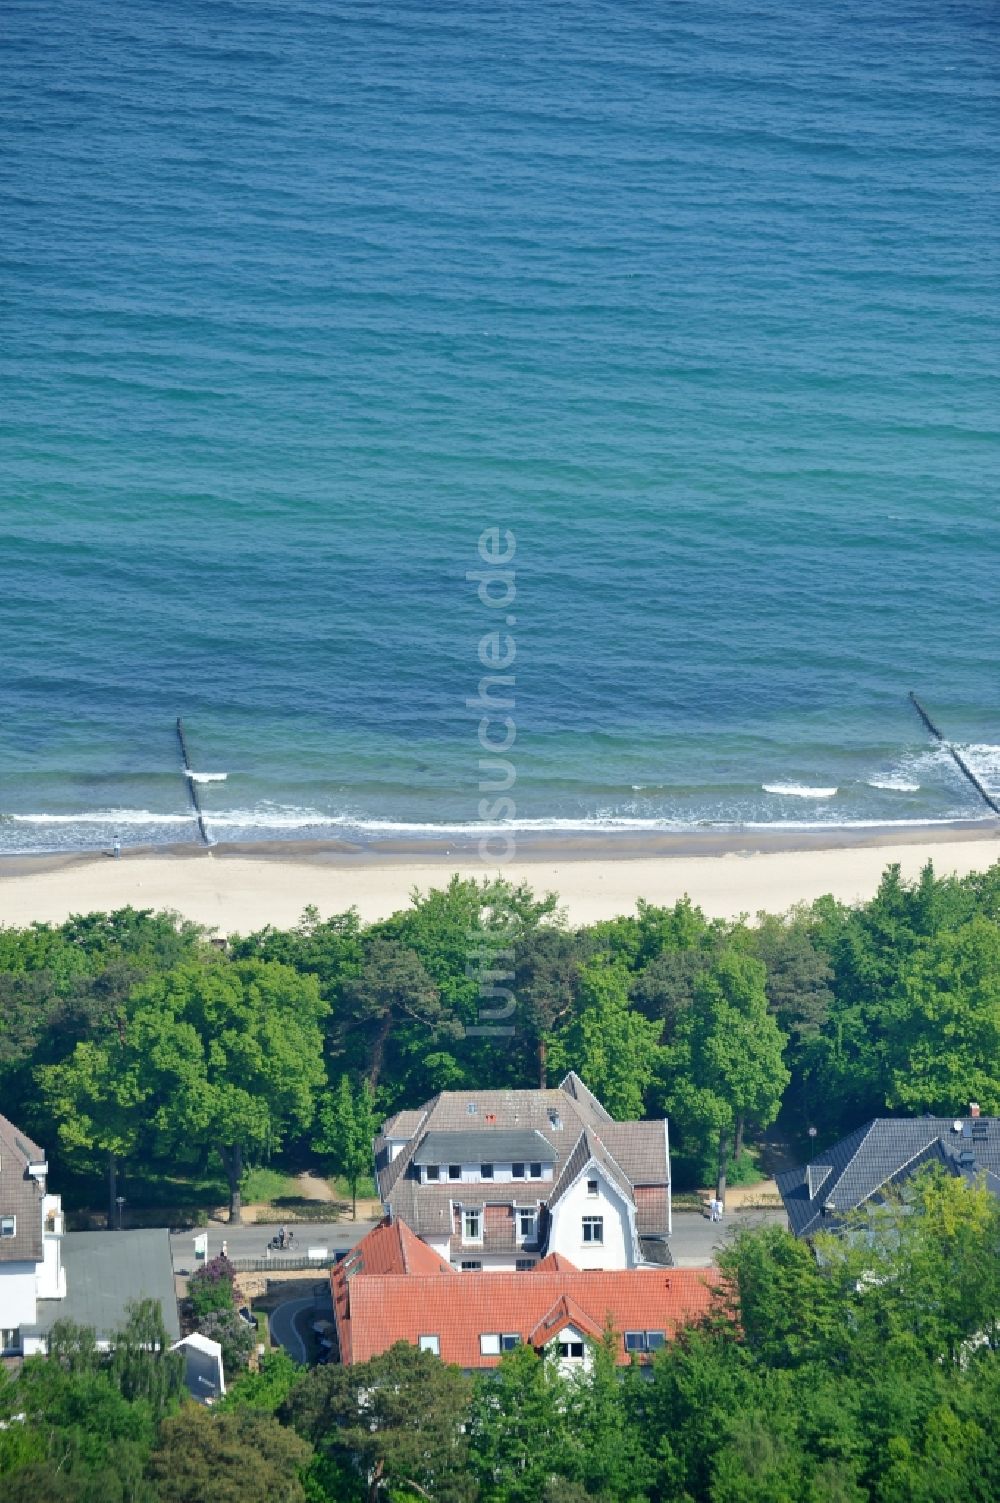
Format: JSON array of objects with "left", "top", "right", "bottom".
[
  {"left": 0, "top": 1113, "right": 66, "bottom": 1357},
  {"left": 1, "top": 1114, "right": 179, "bottom": 1359},
  {"left": 374, "top": 1073, "right": 672, "bottom": 1271}
]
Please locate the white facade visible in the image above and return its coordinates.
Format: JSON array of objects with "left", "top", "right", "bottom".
[
  {"left": 546, "top": 1163, "right": 638, "bottom": 1270},
  {"left": 419, "top": 1161, "right": 551, "bottom": 1186},
  {"left": 0, "top": 1264, "right": 39, "bottom": 1331},
  {"left": 38, "top": 1194, "right": 66, "bottom": 1300},
  {"left": 548, "top": 1321, "right": 593, "bottom": 1373},
  {"left": 0, "top": 1192, "right": 65, "bottom": 1353}
]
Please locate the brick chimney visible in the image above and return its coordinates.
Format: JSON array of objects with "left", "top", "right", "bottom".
[{"left": 970, "top": 1102, "right": 981, "bottom": 1119}]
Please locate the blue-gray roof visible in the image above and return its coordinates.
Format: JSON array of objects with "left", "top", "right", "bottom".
[
  {"left": 24, "top": 1228, "right": 180, "bottom": 1343},
  {"left": 412, "top": 1130, "right": 557, "bottom": 1166},
  {"left": 777, "top": 1115, "right": 1000, "bottom": 1238}
]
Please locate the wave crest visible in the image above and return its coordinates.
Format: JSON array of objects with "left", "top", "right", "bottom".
[{"left": 762, "top": 783, "right": 838, "bottom": 799}]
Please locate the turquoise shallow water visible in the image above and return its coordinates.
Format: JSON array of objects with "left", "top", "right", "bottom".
[{"left": 1, "top": 0, "right": 998, "bottom": 852}]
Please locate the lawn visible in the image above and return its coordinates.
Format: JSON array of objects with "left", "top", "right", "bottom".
[{"left": 241, "top": 1167, "right": 304, "bottom": 1205}]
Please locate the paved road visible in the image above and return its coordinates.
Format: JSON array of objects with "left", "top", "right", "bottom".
[
  {"left": 668, "top": 1207, "right": 786, "bottom": 1267},
  {"left": 170, "top": 1210, "right": 785, "bottom": 1275},
  {"left": 170, "top": 1217, "right": 380, "bottom": 1274},
  {"left": 268, "top": 1297, "right": 317, "bottom": 1364}
]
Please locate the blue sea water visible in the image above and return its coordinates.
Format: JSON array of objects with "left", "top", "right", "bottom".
[{"left": 1, "top": 0, "right": 998, "bottom": 853}]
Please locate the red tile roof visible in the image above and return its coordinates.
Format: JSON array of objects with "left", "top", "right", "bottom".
[
  {"left": 332, "top": 1217, "right": 453, "bottom": 1364},
  {"left": 332, "top": 1219, "right": 712, "bottom": 1369},
  {"left": 533, "top": 1252, "right": 578, "bottom": 1272}
]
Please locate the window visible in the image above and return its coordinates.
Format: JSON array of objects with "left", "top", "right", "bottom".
[
  {"left": 516, "top": 1258, "right": 535, "bottom": 1270},
  {"left": 530, "top": 1162, "right": 543, "bottom": 1178},
  {"left": 549, "top": 1110, "right": 563, "bottom": 1130},
  {"left": 461, "top": 1260, "right": 483, "bottom": 1271},
  {"left": 0, "top": 1328, "right": 19, "bottom": 1355},
  {"left": 586, "top": 1178, "right": 599, "bottom": 1197},
  {"left": 501, "top": 1334, "right": 520, "bottom": 1351},
  {"left": 448, "top": 1164, "right": 461, "bottom": 1180},
  {"left": 582, "top": 1216, "right": 603, "bottom": 1244},
  {"left": 512, "top": 1162, "right": 525, "bottom": 1179},
  {"left": 481, "top": 1163, "right": 494, "bottom": 1179},
  {"left": 518, "top": 1209, "right": 536, "bottom": 1239},
  {"left": 480, "top": 1333, "right": 501, "bottom": 1356},
  {"left": 624, "top": 1331, "right": 646, "bottom": 1353},
  {"left": 646, "top": 1331, "right": 666, "bottom": 1351},
  {"left": 0, "top": 1216, "right": 14, "bottom": 1239},
  {"left": 467, "top": 1102, "right": 478, "bottom": 1115},
  {"left": 425, "top": 1164, "right": 440, "bottom": 1182},
  {"left": 559, "top": 1340, "right": 584, "bottom": 1359},
  {"left": 418, "top": 1335, "right": 440, "bottom": 1355},
  {"left": 464, "top": 1209, "right": 482, "bottom": 1241}
]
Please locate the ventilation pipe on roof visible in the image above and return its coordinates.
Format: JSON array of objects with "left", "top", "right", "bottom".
[{"left": 970, "top": 1102, "right": 981, "bottom": 1119}]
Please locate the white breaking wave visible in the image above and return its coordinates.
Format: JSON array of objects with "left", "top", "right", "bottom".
[
  {"left": 957, "top": 744, "right": 1000, "bottom": 793},
  {"left": 762, "top": 783, "right": 838, "bottom": 799},
  {"left": 199, "top": 808, "right": 695, "bottom": 834},
  {"left": 187, "top": 771, "right": 228, "bottom": 784},
  {"left": 868, "top": 777, "right": 920, "bottom": 793},
  {"left": 10, "top": 810, "right": 195, "bottom": 826}
]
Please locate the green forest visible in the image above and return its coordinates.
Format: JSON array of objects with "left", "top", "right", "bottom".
[
  {"left": 3, "top": 861, "right": 1000, "bottom": 1499},
  {"left": 2, "top": 859, "right": 1000, "bottom": 1216},
  {"left": 2, "top": 1170, "right": 999, "bottom": 1501}
]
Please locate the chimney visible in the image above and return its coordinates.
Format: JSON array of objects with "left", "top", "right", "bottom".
[{"left": 970, "top": 1102, "right": 981, "bottom": 1119}]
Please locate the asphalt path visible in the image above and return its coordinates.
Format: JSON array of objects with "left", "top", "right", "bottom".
[
  {"left": 169, "top": 1210, "right": 786, "bottom": 1278},
  {"left": 268, "top": 1297, "right": 319, "bottom": 1364},
  {"left": 668, "top": 1207, "right": 786, "bottom": 1266},
  {"left": 170, "top": 1216, "right": 380, "bottom": 1274}
]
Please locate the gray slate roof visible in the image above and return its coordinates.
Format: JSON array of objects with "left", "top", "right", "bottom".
[
  {"left": 0, "top": 1111, "right": 47, "bottom": 1264},
  {"left": 23, "top": 1228, "right": 180, "bottom": 1343},
  {"left": 777, "top": 1115, "right": 1000, "bottom": 1238},
  {"left": 412, "top": 1130, "right": 557, "bottom": 1166}
]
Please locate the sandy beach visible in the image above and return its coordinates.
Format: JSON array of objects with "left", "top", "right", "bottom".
[{"left": 1, "top": 824, "right": 998, "bottom": 933}]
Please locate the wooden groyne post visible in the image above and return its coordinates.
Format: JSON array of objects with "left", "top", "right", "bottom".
[
  {"left": 176, "top": 717, "right": 213, "bottom": 846},
  {"left": 908, "top": 692, "right": 1000, "bottom": 817}
]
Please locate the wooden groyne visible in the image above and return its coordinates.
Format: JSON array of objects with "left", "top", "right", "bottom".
[
  {"left": 176, "top": 718, "right": 213, "bottom": 845},
  {"left": 908, "top": 692, "right": 1000, "bottom": 817}
]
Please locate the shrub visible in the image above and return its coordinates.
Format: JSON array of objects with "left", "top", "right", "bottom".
[
  {"left": 197, "top": 1308, "right": 256, "bottom": 1376},
  {"left": 188, "top": 1255, "right": 235, "bottom": 1319}
]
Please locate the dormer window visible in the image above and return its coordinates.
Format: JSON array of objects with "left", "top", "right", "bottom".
[
  {"left": 549, "top": 1111, "right": 562, "bottom": 1130},
  {"left": 530, "top": 1162, "right": 543, "bottom": 1178},
  {"left": 512, "top": 1163, "right": 525, "bottom": 1179},
  {"left": 0, "top": 1216, "right": 15, "bottom": 1239},
  {"left": 425, "top": 1164, "right": 440, "bottom": 1182},
  {"left": 449, "top": 1165, "right": 461, "bottom": 1181},
  {"left": 481, "top": 1163, "right": 494, "bottom": 1179}
]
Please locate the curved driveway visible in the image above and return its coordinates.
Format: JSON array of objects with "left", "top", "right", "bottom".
[{"left": 268, "top": 1297, "right": 315, "bottom": 1364}]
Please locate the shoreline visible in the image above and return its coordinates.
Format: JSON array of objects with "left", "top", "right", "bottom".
[{"left": 1, "top": 821, "right": 998, "bottom": 932}]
